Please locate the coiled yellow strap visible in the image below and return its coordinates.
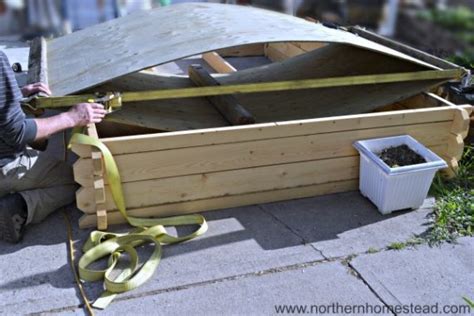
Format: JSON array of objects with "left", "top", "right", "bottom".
[{"left": 70, "top": 133, "right": 208, "bottom": 309}]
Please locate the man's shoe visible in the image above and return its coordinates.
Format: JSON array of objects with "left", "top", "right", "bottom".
[{"left": 0, "top": 194, "right": 28, "bottom": 243}]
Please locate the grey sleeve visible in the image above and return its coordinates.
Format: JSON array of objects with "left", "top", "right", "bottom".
[{"left": 0, "top": 52, "right": 38, "bottom": 149}]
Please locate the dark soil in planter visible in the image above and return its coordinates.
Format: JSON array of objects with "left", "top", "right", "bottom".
[{"left": 378, "top": 145, "right": 426, "bottom": 168}]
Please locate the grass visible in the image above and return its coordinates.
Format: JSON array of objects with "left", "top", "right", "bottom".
[
  {"left": 418, "top": 6, "right": 474, "bottom": 32},
  {"left": 427, "top": 146, "right": 473, "bottom": 244},
  {"left": 366, "top": 247, "right": 379, "bottom": 254},
  {"left": 387, "top": 242, "right": 406, "bottom": 250}
]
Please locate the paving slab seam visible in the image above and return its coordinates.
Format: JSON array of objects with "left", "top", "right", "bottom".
[
  {"left": 346, "top": 259, "right": 397, "bottom": 316},
  {"left": 26, "top": 257, "right": 340, "bottom": 315},
  {"left": 26, "top": 305, "right": 82, "bottom": 315},
  {"left": 109, "top": 257, "right": 337, "bottom": 304},
  {"left": 258, "top": 205, "right": 329, "bottom": 259}
]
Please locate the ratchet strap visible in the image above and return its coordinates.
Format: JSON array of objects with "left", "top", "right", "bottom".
[
  {"left": 69, "top": 133, "right": 208, "bottom": 309},
  {"left": 23, "top": 69, "right": 465, "bottom": 110}
]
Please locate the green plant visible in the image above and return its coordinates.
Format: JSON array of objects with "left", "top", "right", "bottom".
[
  {"left": 447, "top": 51, "right": 474, "bottom": 69},
  {"left": 463, "top": 297, "right": 474, "bottom": 308},
  {"left": 367, "top": 247, "right": 378, "bottom": 254},
  {"left": 419, "top": 6, "right": 474, "bottom": 32},
  {"left": 387, "top": 242, "right": 406, "bottom": 250},
  {"left": 428, "top": 147, "right": 473, "bottom": 244}
]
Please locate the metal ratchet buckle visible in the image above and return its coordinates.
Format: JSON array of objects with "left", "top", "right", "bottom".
[{"left": 89, "top": 92, "right": 122, "bottom": 113}]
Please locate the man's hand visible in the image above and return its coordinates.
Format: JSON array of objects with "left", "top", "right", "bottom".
[
  {"left": 66, "top": 103, "right": 108, "bottom": 127},
  {"left": 21, "top": 82, "right": 52, "bottom": 97}
]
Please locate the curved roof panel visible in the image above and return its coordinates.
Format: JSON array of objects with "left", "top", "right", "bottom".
[{"left": 47, "top": 3, "right": 438, "bottom": 96}]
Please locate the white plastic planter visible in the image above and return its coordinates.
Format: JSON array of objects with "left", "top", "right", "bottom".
[{"left": 353, "top": 135, "right": 447, "bottom": 215}]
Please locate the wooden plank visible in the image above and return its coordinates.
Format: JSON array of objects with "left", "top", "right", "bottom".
[
  {"left": 264, "top": 42, "right": 327, "bottom": 61},
  {"left": 74, "top": 122, "right": 452, "bottom": 187},
  {"left": 291, "top": 41, "right": 327, "bottom": 52},
  {"left": 188, "top": 65, "right": 255, "bottom": 125},
  {"left": 78, "top": 179, "right": 359, "bottom": 228},
  {"left": 217, "top": 44, "right": 265, "bottom": 57},
  {"left": 265, "top": 43, "right": 306, "bottom": 61},
  {"left": 77, "top": 156, "right": 359, "bottom": 213},
  {"left": 27, "top": 37, "right": 48, "bottom": 86},
  {"left": 202, "top": 52, "right": 236, "bottom": 73},
  {"left": 263, "top": 44, "right": 288, "bottom": 62},
  {"left": 47, "top": 3, "right": 440, "bottom": 96},
  {"left": 71, "top": 106, "right": 463, "bottom": 157}
]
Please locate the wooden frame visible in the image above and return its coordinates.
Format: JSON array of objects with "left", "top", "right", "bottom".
[
  {"left": 72, "top": 95, "right": 472, "bottom": 229},
  {"left": 28, "top": 3, "right": 470, "bottom": 230}
]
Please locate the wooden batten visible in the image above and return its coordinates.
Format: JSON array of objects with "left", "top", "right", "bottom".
[
  {"left": 27, "top": 37, "right": 48, "bottom": 86},
  {"left": 83, "top": 124, "right": 107, "bottom": 229},
  {"left": 71, "top": 106, "right": 468, "bottom": 158},
  {"left": 264, "top": 41, "right": 327, "bottom": 62},
  {"left": 216, "top": 44, "right": 265, "bottom": 57},
  {"left": 77, "top": 156, "right": 358, "bottom": 213},
  {"left": 79, "top": 179, "right": 358, "bottom": 228},
  {"left": 202, "top": 52, "right": 237, "bottom": 73},
  {"left": 73, "top": 121, "right": 452, "bottom": 188}
]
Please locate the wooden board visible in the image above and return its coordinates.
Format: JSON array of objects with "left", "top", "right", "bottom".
[
  {"left": 79, "top": 179, "right": 359, "bottom": 228},
  {"left": 72, "top": 105, "right": 471, "bottom": 157},
  {"left": 46, "top": 3, "right": 442, "bottom": 96},
  {"left": 77, "top": 156, "right": 360, "bottom": 213},
  {"left": 74, "top": 121, "right": 452, "bottom": 187}
]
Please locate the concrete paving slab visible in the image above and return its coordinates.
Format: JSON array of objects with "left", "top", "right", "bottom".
[
  {"left": 0, "top": 210, "right": 81, "bottom": 314},
  {"left": 262, "top": 192, "right": 434, "bottom": 258},
  {"left": 81, "top": 205, "right": 324, "bottom": 302},
  {"left": 350, "top": 237, "right": 474, "bottom": 313},
  {"left": 93, "top": 261, "right": 390, "bottom": 316}
]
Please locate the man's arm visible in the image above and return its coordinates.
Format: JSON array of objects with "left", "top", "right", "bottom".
[
  {"left": 20, "top": 82, "right": 106, "bottom": 148},
  {"left": 33, "top": 103, "right": 107, "bottom": 140}
]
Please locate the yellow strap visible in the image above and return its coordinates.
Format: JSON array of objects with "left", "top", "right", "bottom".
[
  {"left": 29, "top": 69, "right": 464, "bottom": 109},
  {"left": 69, "top": 133, "right": 208, "bottom": 309}
]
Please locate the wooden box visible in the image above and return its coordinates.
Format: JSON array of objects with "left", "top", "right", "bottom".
[
  {"left": 72, "top": 94, "right": 472, "bottom": 229},
  {"left": 25, "top": 3, "right": 472, "bottom": 229}
]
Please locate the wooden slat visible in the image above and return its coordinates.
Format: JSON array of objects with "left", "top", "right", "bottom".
[
  {"left": 265, "top": 43, "right": 306, "bottom": 61},
  {"left": 71, "top": 106, "right": 468, "bottom": 157},
  {"left": 87, "top": 124, "right": 108, "bottom": 230},
  {"left": 77, "top": 156, "right": 359, "bottom": 213},
  {"left": 202, "top": 52, "right": 236, "bottom": 73},
  {"left": 78, "top": 179, "right": 359, "bottom": 228},
  {"left": 27, "top": 37, "right": 48, "bottom": 85},
  {"left": 264, "top": 42, "right": 327, "bottom": 62},
  {"left": 217, "top": 44, "right": 265, "bottom": 57},
  {"left": 74, "top": 122, "right": 452, "bottom": 187},
  {"left": 265, "top": 42, "right": 329, "bottom": 62},
  {"left": 291, "top": 41, "right": 327, "bottom": 52}
]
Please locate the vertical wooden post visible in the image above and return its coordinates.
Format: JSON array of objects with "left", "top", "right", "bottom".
[{"left": 87, "top": 124, "right": 108, "bottom": 230}]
